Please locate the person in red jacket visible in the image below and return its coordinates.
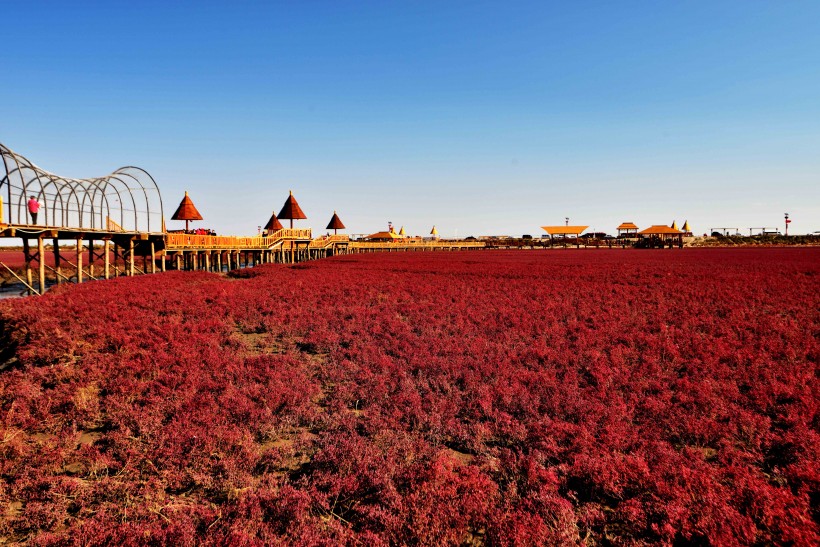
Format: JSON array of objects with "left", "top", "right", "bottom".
[{"left": 27, "top": 196, "right": 41, "bottom": 224}]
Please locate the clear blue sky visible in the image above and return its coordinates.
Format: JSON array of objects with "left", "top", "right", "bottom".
[{"left": 3, "top": 1, "right": 819, "bottom": 237}]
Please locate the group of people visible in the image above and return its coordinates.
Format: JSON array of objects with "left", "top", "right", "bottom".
[{"left": 168, "top": 228, "right": 216, "bottom": 236}]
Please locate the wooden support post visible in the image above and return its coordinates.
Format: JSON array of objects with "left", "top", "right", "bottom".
[
  {"left": 150, "top": 242, "right": 156, "bottom": 274},
  {"left": 128, "top": 239, "right": 135, "bottom": 277},
  {"left": 205, "top": 252, "right": 210, "bottom": 272},
  {"left": 88, "top": 239, "right": 95, "bottom": 279},
  {"left": 162, "top": 250, "right": 167, "bottom": 272},
  {"left": 22, "top": 239, "right": 33, "bottom": 295},
  {"left": 176, "top": 253, "right": 182, "bottom": 271},
  {"left": 217, "top": 252, "right": 222, "bottom": 272},
  {"left": 38, "top": 237, "right": 46, "bottom": 294},
  {"left": 104, "top": 240, "right": 111, "bottom": 279},
  {"left": 53, "top": 239, "right": 62, "bottom": 285},
  {"left": 76, "top": 238, "right": 84, "bottom": 284}
]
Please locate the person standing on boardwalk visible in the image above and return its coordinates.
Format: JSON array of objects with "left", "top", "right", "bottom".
[{"left": 27, "top": 196, "right": 41, "bottom": 224}]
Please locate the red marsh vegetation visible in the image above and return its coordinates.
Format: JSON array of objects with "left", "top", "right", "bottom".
[{"left": 0, "top": 249, "right": 818, "bottom": 545}]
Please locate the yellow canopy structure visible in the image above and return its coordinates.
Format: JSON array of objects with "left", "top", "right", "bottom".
[{"left": 541, "top": 225, "right": 588, "bottom": 236}]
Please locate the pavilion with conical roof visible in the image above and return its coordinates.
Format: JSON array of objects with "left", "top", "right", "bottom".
[
  {"left": 263, "top": 211, "right": 284, "bottom": 235},
  {"left": 278, "top": 190, "right": 307, "bottom": 229},
  {"left": 171, "top": 191, "right": 203, "bottom": 232},
  {"left": 398, "top": 226, "right": 406, "bottom": 237},
  {"left": 326, "top": 211, "right": 345, "bottom": 235}
]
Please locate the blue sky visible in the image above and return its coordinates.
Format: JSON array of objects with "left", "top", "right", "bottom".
[{"left": 3, "top": 1, "right": 819, "bottom": 237}]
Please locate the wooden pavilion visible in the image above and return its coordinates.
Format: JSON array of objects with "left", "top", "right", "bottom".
[
  {"left": 365, "top": 230, "right": 403, "bottom": 242},
  {"left": 263, "top": 211, "right": 284, "bottom": 235},
  {"left": 171, "top": 191, "right": 203, "bottom": 232},
  {"left": 637, "top": 224, "right": 684, "bottom": 247},
  {"left": 278, "top": 191, "right": 307, "bottom": 229},
  {"left": 616, "top": 222, "right": 639, "bottom": 237},
  {"left": 326, "top": 211, "right": 345, "bottom": 235}
]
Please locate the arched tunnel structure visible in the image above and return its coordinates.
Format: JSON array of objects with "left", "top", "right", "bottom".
[{"left": 0, "top": 143, "right": 164, "bottom": 233}]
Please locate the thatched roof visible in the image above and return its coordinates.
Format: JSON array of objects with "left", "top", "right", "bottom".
[
  {"left": 278, "top": 190, "right": 307, "bottom": 220},
  {"left": 171, "top": 191, "right": 203, "bottom": 221},
  {"left": 326, "top": 211, "right": 345, "bottom": 230},
  {"left": 264, "top": 211, "right": 284, "bottom": 231}
]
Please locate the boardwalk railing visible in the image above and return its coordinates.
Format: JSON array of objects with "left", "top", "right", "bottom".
[
  {"left": 309, "top": 234, "right": 350, "bottom": 248},
  {"left": 166, "top": 228, "right": 313, "bottom": 250},
  {"left": 350, "top": 240, "right": 485, "bottom": 249}
]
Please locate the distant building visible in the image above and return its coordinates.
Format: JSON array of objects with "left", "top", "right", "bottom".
[{"left": 540, "top": 225, "right": 588, "bottom": 238}]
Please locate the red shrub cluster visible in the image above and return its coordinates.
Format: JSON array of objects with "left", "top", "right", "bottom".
[{"left": 0, "top": 249, "right": 818, "bottom": 544}]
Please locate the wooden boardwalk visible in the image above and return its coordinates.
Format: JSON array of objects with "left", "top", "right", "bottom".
[{"left": 0, "top": 223, "right": 485, "bottom": 295}]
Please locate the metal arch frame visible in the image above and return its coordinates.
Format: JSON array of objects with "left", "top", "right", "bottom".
[{"left": 0, "top": 143, "right": 165, "bottom": 233}]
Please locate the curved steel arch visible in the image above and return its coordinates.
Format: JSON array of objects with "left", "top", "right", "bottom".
[{"left": 0, "top": 143, "right": 165, "bottom": 233}]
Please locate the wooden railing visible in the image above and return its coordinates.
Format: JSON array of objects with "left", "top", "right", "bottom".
[
  {"left": 166, "top": 228, "right": 313, "bottom": 250},
  {"left": 350, "top": 240, "right": 485, "bottom": 249},
  {"left": 309, "top": 234, "right": 350, "bottom": 248}
]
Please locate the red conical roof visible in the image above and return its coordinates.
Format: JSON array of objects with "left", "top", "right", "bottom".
[
  {"left": 326, "top": 211, "right": 345, "bottom": 230},
  {"left": 264, "top": 211, "right": 284, "bottom": 231},
  {"left": 171, "top": 191, "right": 203, "bottom": 221},
  {"left": 278, "top": 190, "right": 307, "bottom": 220}
]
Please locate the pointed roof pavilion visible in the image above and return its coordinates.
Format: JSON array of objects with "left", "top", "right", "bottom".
[
  {"left": 682, "top": 220, "right": 691, "bottom": 233},
  {"left": 671, "top": 220, "right": 679, "bottom": 231},
  {"left": 278, "top": 190, "right": 307, "bottom": 228},
  {"left": 398, "top": 226, "right": 406, "bottom": 236},
  {"left": 430, "top": 225, "right": 438, "bottom": 236},
  {"left": 326, "top": 211, "right": 345, "bottom": 234},
  {"left": 264, "top": 211, "right": 284, "bottom": 233},
  {"left": 171, "top": 191, "right": 203, "bottom": 231}
]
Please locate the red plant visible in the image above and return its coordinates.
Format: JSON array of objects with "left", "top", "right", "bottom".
[{"left": 0, "top": 249, "right": 818, "bottom": 544}]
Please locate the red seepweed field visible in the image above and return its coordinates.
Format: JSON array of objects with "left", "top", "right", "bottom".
[{"left": 0, "top": 248, "right": 818, "bottom": 545}]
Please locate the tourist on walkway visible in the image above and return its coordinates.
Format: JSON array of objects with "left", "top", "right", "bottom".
[{"left": 27, "top": 196, "right": 41, "bottom": 224}]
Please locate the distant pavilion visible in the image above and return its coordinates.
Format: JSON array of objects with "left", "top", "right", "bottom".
[
  {"left": 616, "top": 222, "right": 639, "bottom": 237},
  {"left": 638, "top": 224, "right": 684, "bottom": 246},
  {"left": 541, "top": 225, "right": 588, "bottom": 239}
]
